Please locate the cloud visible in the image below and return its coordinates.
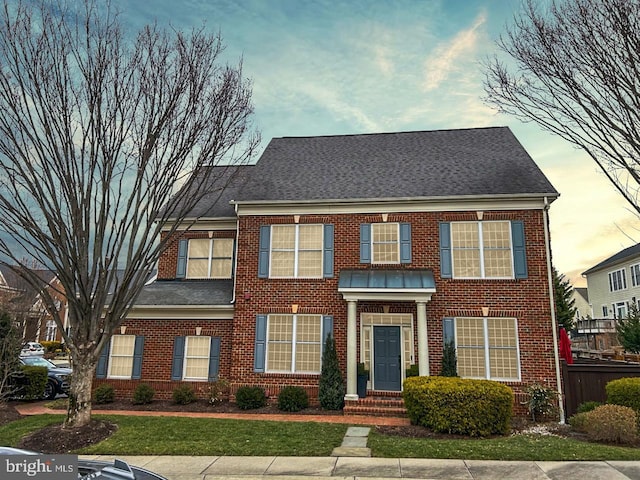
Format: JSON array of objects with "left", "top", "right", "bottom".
[{"left": 422, "top": 11, "right": 487, "bottom": 91}]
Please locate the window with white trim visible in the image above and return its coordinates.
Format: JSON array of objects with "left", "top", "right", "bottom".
[
  {"left": 371, "top": 223, "right": 400, "bottom": 264},
  {"left": 44, "top": 320, "right": 57, "bottom": 342},
  {"left": 183, "top": 336, "right": 211, "bottom": 380},
  {"left": 454, "top": 317, "right": 520, "bottom": 381},
  {"left": 609, "top": 268, "right": 627, "bottom": 292},
  {"left": 612, "top": 301, "right": 628, "bottom": 319},
  {"left": 451, "top": 221, "right": 513, "bottom": 278},
  {"left": 108, "top": 335, "right": 135, "bottom": 379},
  {"left": 631, "top": 264, "right": 640, "bottom": 287},
  {"left": 186, "top": 238, "right": 233, "bottom": 279},
  {"left": 266, "top": 314, "right": 321, "bottom": 373},
  {"left": 270, "top": 225, "right": 323, "bottom": 278}
]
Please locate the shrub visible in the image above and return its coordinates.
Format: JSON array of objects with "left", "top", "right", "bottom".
[
  {"left": 318, "top": 333, "right": 345, "bottom": 410},
  {"left": 568, "top": 412, "right": 589, "bottom": 432},
  {"left": 577, "top": 400, "right": 602, "bottom": 414},
  {"left": 40, "top": 341, "right": 62, "bottom": 354},
  {"left": 524, "top": 383, "right": 558, "bottom": 421},
  {"left": 277, "top": 386, "right": 309, "bottom": 412},
  {"left": 405, "top": 364, "right": 419, "bottom": 378},
  {"left": 132, "top": 383, "right": 155, "bottom": 405},
  {"left": 440, "top": 341, "right": 458, "bottom": 377},
  {"left": 403, "top": 376, "right": 513, "bottom": 437},
  {"left": 172, "top": 384, "right": 197, "bottom": 405},
  {"left": 584, "top": 404, "right": 638, "bottom": 444},
  {"left": 606, "top": 377, "right": 640, "bottom": 414},
  {"left": 208, "top": 378, "right": 230, "bottom": 406},
  {"left": 18, "top": 365, "right": 48, "bottom": 400},
  {"left": 94, "top": 384, "right": 115, "bottom": 404},
  {"left": 235, "top": 386, "right": 267, "bottom": 410}
]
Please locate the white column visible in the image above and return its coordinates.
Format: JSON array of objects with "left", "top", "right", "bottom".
[
  {"left": 417, "top": 301, "right": 429, "bottom": 376},
  {"left": 344, "top": 300, "right": 359, "bottom": 401}
]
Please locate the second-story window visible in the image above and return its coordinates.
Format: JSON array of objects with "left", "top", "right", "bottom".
[
  {"left": 451, "top": 221, "right": 513, "bottom": 278},
  {"left": 270, "top": 224, "right": 323, "bottom": 278},
  {"left": 372, "top": 223, "right": 400, "bottom": 263},
  {"left": 631, "top": 264, "right": 640, "bottom": 287},
  {"left": 608, "top": 268, "right": 627, "bottom": 292},
  {"left": 186, "top": 238, "right": 233, "bottom": 279}
]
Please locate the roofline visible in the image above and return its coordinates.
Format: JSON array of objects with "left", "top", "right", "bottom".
[{"left": 582, "top": 243, "right": 640, "bottom": 276}]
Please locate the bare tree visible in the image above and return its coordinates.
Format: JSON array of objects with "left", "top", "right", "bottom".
[
  {"left": 0, "top": 0, "right": 259, "bottom": 427},
  {"left": 484, "top": 0, "right": 640, "bottom": 214}
]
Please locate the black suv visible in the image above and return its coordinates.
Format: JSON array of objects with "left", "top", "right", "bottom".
[{"left": 18, "top": 356, "right": 71, "bottom": 400}]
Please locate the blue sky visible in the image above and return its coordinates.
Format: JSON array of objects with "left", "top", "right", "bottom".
[{"left": 112, "top": 0, "right": 636, "bottom": 286}]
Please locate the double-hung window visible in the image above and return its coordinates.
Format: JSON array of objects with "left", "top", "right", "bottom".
[
  {"left": 609, "top": 268, "right": 627, "bottom": 292},
  {"left": 451, "top": 221, "right": 513, "bottom": 278},
  {"left": 452, "top": 317, "right": 520, "bottom": 381},
  {"left": 97, "top": 334, "right": 145, "bottom": 380},
  {"left": 186, "top": 238, "right": 233, "bottom": 279},
  {"left": 171, "top": 336, "right": 221, "bottom": 382},
  {"left": 372, "top": 223, "right": 400, "bottom": 263},
  {"left": 612, "top": 301, "right": 628, "bottom": 319},
  {"left": 266, "top": 314, "right": 322, "bottom": 373},
  {"left": 631, "top": 264, "right": 640, "bottom": 287},
  {"left": 270, "top": 224, "right": 323, "bottom": 278}
]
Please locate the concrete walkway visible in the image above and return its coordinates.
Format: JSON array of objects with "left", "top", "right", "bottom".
[{"left": 14, "top": 402, "right": 640, "bottom": 479}]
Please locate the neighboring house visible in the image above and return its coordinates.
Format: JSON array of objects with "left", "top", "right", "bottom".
[
  {"left": 96, "top": 127, "right": 562, "bottom": 416},
  {"left": 0, "top": 265, "right": 68, "bottom": 344},
  {"left": 578, "top": 243, "right": 640, "bottom": 350}
]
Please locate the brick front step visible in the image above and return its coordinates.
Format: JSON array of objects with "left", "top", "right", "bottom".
[{"left": 344, "top": 394, "right": 407, "bottom": 417}]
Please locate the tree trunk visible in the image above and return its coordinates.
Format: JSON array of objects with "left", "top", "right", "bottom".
[{"left": 65, "top": 354, "right": 96, "bottom": 428}]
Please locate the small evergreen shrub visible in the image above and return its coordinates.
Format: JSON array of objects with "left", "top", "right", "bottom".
[
  {"left": 20, "top": 365, "right": 48, "bottom": 400},
  {"left": 440, "top": 341, "right": 458, "bottom": 377},
  {"left": 94, "top": 384, "right": 115, "bottom": 404},
  {"left": 403, "top": 376, "right": 513, "bottom": 437},
  {"left": 277, "top": 386, "right": 309, "bottom": 412},
  {"left": 172, "top": 384, "right": 197, "bottom": 405},
  {"left": 584, "top": 404, "right": 638, "bottom": 444},
  {"left": 318, "top": 333, "right": 345, "bottom": 410},
  {"left": 405, "top": 364, "right": 419, "bottom": 378},
  {"left": 568, "top": 412, "right": 589, "bottom": 432},
  {"left": 132, "top": 383, "right": 155, "bottom": 405},
  {"left": 524, "top": 383, "right": 558, "bottom": 421},
  {"left": 208, "top": 378, "right": 230, "bottom": 405},
  {"left": 577, "top": 400, "right": 603, "bottom": 414},
  {"left": 606, "top": 377, "right": 640, "bottom": 414},
  {"left": 235, "top": 386, "right": 267, "bottom": 410}
]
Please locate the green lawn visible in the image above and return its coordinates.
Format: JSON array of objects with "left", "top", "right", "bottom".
[{"left": 3, "top": 414, "right": 640, "bottom": 460}]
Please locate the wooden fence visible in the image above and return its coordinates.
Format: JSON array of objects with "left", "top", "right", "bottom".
[{"left": 562, "top": 359, "right": 640, "bottom": 417}]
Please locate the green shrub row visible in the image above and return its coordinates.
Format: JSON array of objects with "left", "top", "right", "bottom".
[
  {"left": 18, "top": 365, "right": 48, "bottom": 400},
  {"left": 403, "top": 376, "right": 513, "bottom": 437}
]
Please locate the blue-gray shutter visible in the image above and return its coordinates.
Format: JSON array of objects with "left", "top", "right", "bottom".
[
  {"left": 176, "top": 239, "right": 188, "bottom": 278},
  {"left": 400, "top": 223, "right": 412, "bottom": 264},
  {"left": 96, "top": 339, "right": 111, "bottom": 379},
  {"left": 322, "top": 315, "right": 334, "bottom": 362},
  {"left": 439, "top": 222, "right": 452, "bottom": 278},
  {"left": 511, "top": 220, "right": 528, "bottom": 279},
  {"left": 323, "top": 224, "right": 334, "bottom": 278},
  {"left": 254, "top": 315, "right": 267, "bottom": 372},
  {"left": 171, "top": 336, "right": 185, "bottom": 380},
  {"left": 443, "top": 318, "right": 455, "bottom": 346},
  {"left": 208, "top": 337, "right": 221, "bottom": 381},
  {"left": 132, "top": 336, "right": 144, "bottom": 379},
  {"left": 258, "top": 226, "right": 271, "bottom": 278},
  {"left": 360, "top": 224, "right": 371, "bottom": 263}
]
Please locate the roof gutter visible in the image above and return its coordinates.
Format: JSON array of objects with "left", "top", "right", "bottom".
[{"left": 544, "top": 195, "right": 565, "bottom": 424}]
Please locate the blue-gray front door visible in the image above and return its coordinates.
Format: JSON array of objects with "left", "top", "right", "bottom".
[{"left": 373, "top": 326, "right": 402, "bottom": 391}]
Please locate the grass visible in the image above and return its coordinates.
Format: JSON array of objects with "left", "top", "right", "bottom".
[{"left": 3, "top": 414, "right": 640, "bottom": 460}]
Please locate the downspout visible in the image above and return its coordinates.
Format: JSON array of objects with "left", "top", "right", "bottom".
[
  {"left": 543, "top": 196, "right": 565, "bottom": 424},
  {"left": 231, "top": 202, "right": 240, "bottom": 305}
]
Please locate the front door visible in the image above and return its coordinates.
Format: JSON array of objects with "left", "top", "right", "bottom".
[{"left": 373, "top": 326, "right": 402, "bottom": 391}]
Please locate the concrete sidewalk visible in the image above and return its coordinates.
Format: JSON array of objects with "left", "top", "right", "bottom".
[{"left": 80, "top": 454, "right": 640, "bottom": 480}]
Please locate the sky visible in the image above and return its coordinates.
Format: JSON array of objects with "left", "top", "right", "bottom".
[{"left": 110, "top": 0, "right": 637, "bottom": 287}]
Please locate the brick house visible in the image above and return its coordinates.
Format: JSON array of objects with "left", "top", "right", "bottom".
[{"left": 96, "top": 127, "right": 562, "bottom": 415}]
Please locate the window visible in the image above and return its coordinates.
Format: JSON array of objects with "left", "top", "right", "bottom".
[
  {"left": 183, "top": 336, "right": 211, "bottom": 380},
  {"left": 613, "top": 302, "right": 628, "bottom": 319},
  {"left": 372, "top": 223, "right": 400, "bottom": 263},
  {"left": 602, "top": 305, "right": 609, "bottom": 317},
  {"left": 270, "top": 224, "right": 323, "bottom": 278},
  {"left": 44, "top": 320, "right": 57, "bottom": 342},
  {"left": 631, "top": 264, "right": 640, "bottom": 287},
  {"left": 454, "top": 317, "right": 520, "bottom": 381},
  {"left": 450, "top": 221, "right": 514, "bottom": 278},
  {"left": 609, "top": 268, "right": 627, "bottom": 292},
  {"left": 186, "top": 238, "right": 233, "bottom": 279},
  {"left": 107, "top": 335, "right": 135, "bottom": 379},
  {"left": 266, "top": 314, "right": 322, "bottom": 373}
]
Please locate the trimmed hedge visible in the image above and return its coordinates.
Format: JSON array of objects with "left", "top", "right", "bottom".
[
  {"left": 403, "top": 376, "right": 513, "bottom": 437},
  {"left": 277, "top": 386, "right": 309, "bottom": 412},
  {"left": 606, "top": 377, "right": 640, "bottom": 414},
  {"left": 19, "top": 365, "right": 48, "bottom": 400},
  {"left": 235, "top": 386, "right": 267, "bottom": 410},
  {"left": 94, "top": 384, "right": 115, "bottom": 404}
]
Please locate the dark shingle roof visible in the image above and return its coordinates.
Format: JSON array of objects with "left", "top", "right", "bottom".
[
  {"left": 582, "top": 243, "right": 640, "bottom": 276},
  {"left": 0, "top": 265, "right": 56, "bottom": 291},
  {"left": 233, "top": 127, "right": 558, "bottom": 203},
  {"left": 133, "top": 280, "right": 233, "bottom": 306}
]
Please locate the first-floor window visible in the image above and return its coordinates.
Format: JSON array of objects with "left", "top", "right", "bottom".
[
  {"left": 613, "top": 302, "right": 628, "bottom": 319},
  {"left": 454, "top": 317, "right": 520, "bottom": 381},
  {"left": 45, "top": 320, "right": 57, "bottom": 342},
  {"left": 266, "top": 314, "right": 321, "bottom": 373},
  {"left": 183, "top": 336, "right": 211, "bottom": 380},
  {"left": 108, "top": 335, "right": 136, "bottom": 379}
]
